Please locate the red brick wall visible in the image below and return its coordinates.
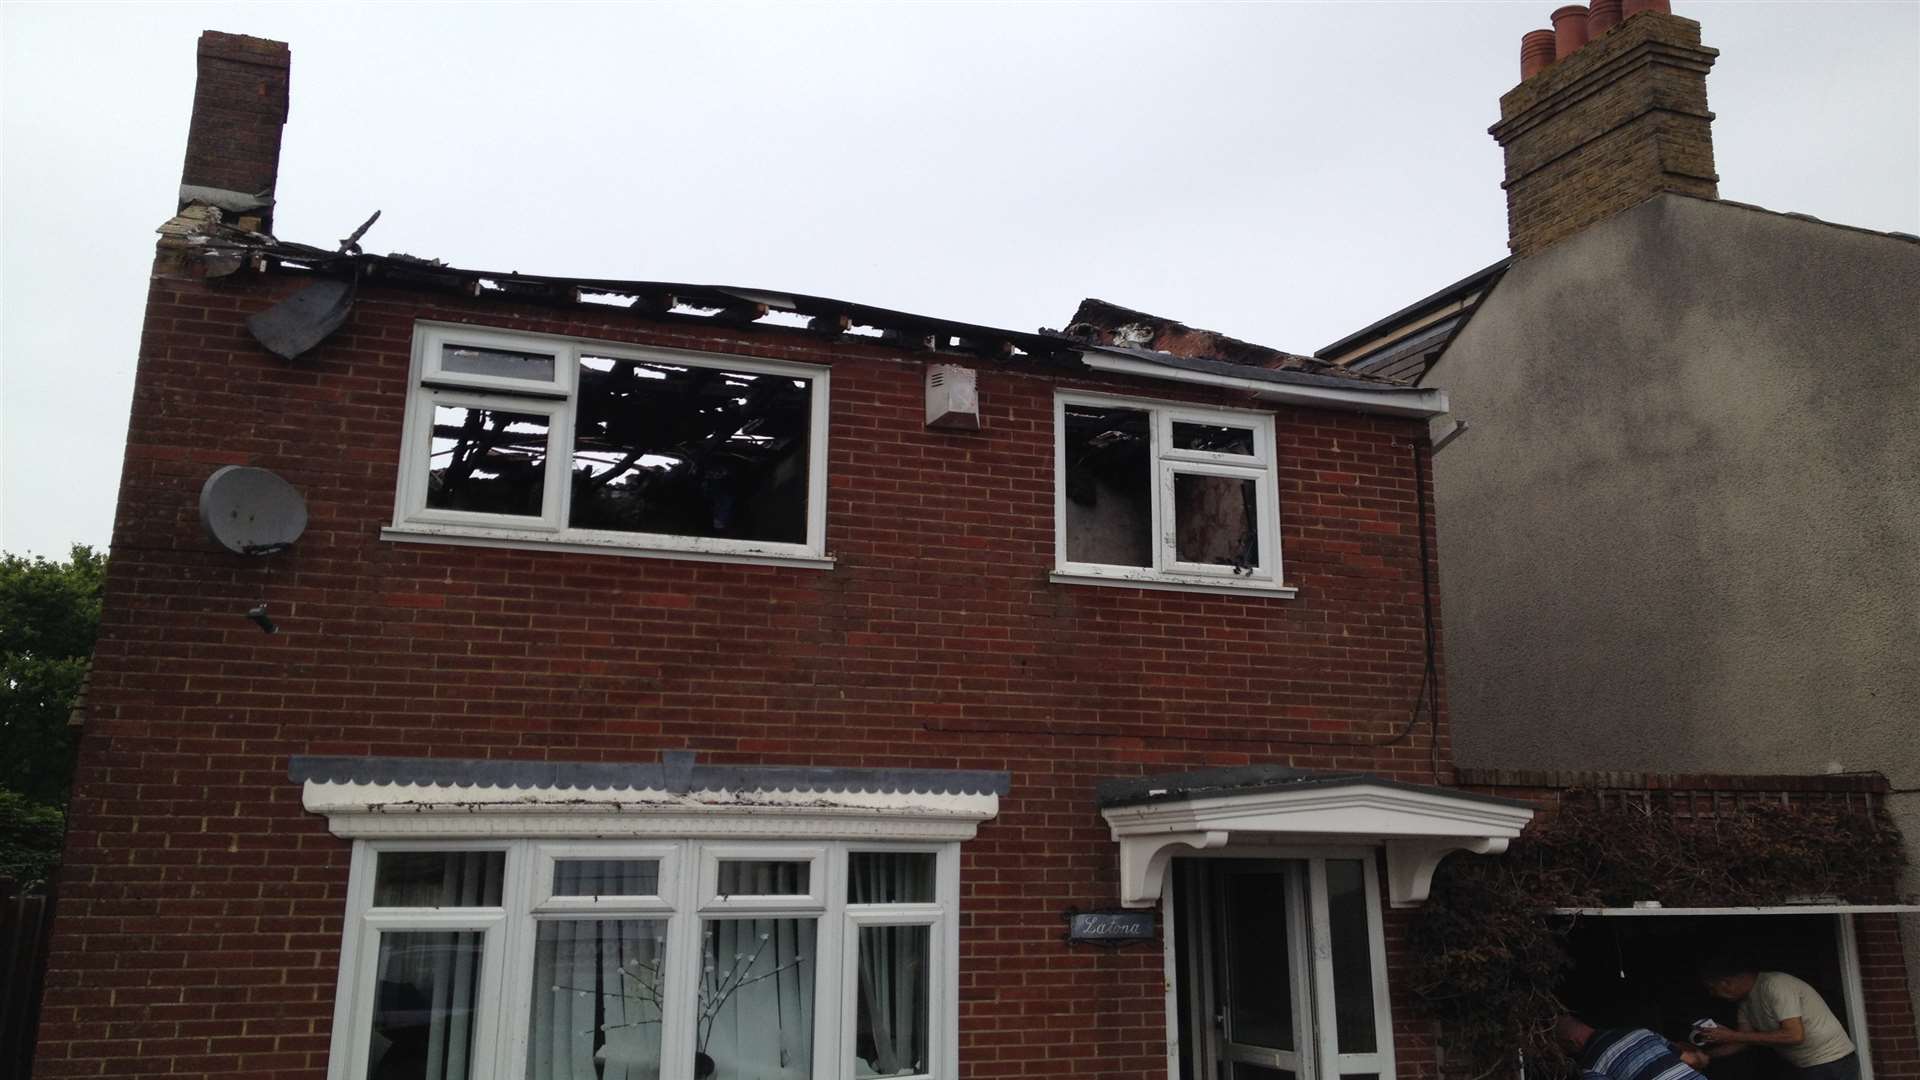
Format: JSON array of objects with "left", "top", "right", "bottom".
[
  {"left": 34, "top": 260, "right": 1450, "bottom": 1077},
  {"left": 1859, "top": 915, "right": 1920, "bottom": 1080}
]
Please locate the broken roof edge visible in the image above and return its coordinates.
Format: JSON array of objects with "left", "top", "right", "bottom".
[
  {"left": 176, "top": 218, "right": 1445, "bottom": 418},
  {"left": 174, "top": 228, "right": 1088, "bottom": 368}
]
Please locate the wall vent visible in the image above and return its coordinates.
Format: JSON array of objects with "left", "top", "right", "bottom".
[{"left": 925, "top": 364, "right": 981, "bottom": 430}]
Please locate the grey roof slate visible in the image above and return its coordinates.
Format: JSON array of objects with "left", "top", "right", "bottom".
[{"left": 289, "top": 753, "right": 1010, "bottom": 797}]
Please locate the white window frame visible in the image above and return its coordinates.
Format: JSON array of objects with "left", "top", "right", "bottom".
[
  {"left": 327, "top": 838, "right": 959, "bottom": 1080},
  {"left": 1053, "top": 391, "right": 1294, "bottom": 597},
  {"left": 389, "top": 322, "right": 833, "bottom": 567}
]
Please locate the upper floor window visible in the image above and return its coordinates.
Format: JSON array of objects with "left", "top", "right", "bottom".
[
  {"left": 1053, "top": 392, "right": 1291, "bottom": 595},
  {"left": 392, "top": 324, "right": 830, "bottom": 563}
]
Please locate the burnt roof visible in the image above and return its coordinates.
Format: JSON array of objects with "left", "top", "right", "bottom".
[{"left": 1058, "top": 297, "right": 1386, "bottom": 383}]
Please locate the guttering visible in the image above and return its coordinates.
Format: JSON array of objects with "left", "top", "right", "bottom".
[{"left": 1080, "top": 352, "right": 1450, "bottom": 419}]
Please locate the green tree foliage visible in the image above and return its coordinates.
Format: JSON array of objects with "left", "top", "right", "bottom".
[
  {"left": 0, "top": 788, "right": 65, "bottom": 886},
  {"left": 1, "top": 544, "right": 105, "bottom": 806}
]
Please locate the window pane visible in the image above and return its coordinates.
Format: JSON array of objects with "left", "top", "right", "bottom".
[
  {"left": 553, "top": 859, "right": 661, "bottom": 898},
  {"left": 569, "top": 356, "right": 813, "bottom": 544},
  {"left": 373, "top": 851, "right": 505, "bottom": 908},
  {"left": 1174, "top": 473, "right": 1260, "bottom": 570},
  {"left": 1233, "top": 1067, "right": 1294, "bottom": 1080},
  {"left": 1172, "top": 421, "right": 1254, "bottom": 456},
  {"left": 855, "top": 924, "right": 930, "bottom": 1078},
  {"left": 442, "top": 344, "right": 556, "bottom": 383},
  {"left": 1063, "top": 405, "right": 1152, "bottom": 567},
  {"left": 528, "top": 919, "right": 667, "bottom": 1080},
  {"left": 1223, "top": 871, "right": 1294, "bottom": 1050},
  {"left": 368, "top": 930, "right": 485, "bottom": 1080},
  {"left": 427, "top": 405, "right": 550, "bottom": 516},
  {"left": 848, "top": 853, "right": 935, "bottom": 904},
  {"left": 1326, "top": 860, "right": 1379, "bottom": 1053},
  {"left": 699, "top": 917, "right": 815, "bottom": 1079},
  {"left": 716, "top": 860, "right": 811, "bottom": 897}
]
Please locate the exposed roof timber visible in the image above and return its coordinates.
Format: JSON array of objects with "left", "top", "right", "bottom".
[
  {"left": 1080, "top": 350, "right": 1451, "bottom": 419},
  {"left": 229, "top": 243, "right": 1076, "bottom": 367}
]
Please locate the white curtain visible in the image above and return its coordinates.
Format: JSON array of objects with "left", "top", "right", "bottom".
[
  {"left": 529, "top": 861, "right": 666, "bottom": 1080},
  {"left": 850, "top": 858, "right": 930, "bottom": 1077},
  {"left": 702, "top": 862, "right": 815, "bottom": 1079},
  {"left": 368, "top": 852, "right": 500, "bottom": 1080}
]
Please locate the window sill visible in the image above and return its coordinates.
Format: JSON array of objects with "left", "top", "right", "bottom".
[
  {"left": 381, "top": 525, "right": 837, "bottom": 569},
  {"left": 1049, "top": 570, "right": 1298, "bottom": 599}
]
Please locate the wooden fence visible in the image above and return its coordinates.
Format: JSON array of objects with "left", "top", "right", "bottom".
[{"left": 1, "top": 878, "right": 56, "bottom": 1080}]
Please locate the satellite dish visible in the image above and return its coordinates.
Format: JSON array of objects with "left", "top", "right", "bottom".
[{"left": 200, "top": 466, "right": 308, "bottom": 555}]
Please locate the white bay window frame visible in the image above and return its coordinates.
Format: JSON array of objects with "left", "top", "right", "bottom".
[
  {"left": 1053, "top": 391, "right": 1293, "bottom": 597},
  {"left": 389, "top": 322, "right": 833, "bottom": 567},
  {"left": 328, "top": 838, "right": 959, "bottom": 1080}
]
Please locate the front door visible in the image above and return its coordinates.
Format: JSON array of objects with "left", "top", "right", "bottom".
[{"left": 1174, "top": 856, "right": 1396, "bottom": 1080}]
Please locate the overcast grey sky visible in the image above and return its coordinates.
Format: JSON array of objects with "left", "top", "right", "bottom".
[{"left": 2, "top": 1, "right": 1915, "bottom": 559}]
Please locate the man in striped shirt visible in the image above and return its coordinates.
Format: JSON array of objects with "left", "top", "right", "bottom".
[{"left": 1556, "top": 1016, "right": 1713, "bottom": 1080}]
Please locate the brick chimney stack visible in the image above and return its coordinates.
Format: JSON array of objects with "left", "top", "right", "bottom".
[
  {"left": 1490, "top": 8, "right": 1718, "bottom": 258},
  {"left": 180, "top": 31, "right": 290, "bottom": 233}
]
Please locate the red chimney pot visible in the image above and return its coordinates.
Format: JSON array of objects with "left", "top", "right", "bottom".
[
  {"left": 1622, "top": 0, "right": 1671, "bottom": 18},
  {"left": 1587, "top": 0, "right": 1623, "bottom": 36},
  {"left": 1551, "top": 6, "right": 1591, "bottom": 59},
  {"left": 1520, "top": 29, "right": 1559, "bottom": 80}
]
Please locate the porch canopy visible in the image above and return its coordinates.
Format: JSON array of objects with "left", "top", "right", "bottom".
[{"left": 1097, "top": 766, "right": 1535, "bottom": 908}]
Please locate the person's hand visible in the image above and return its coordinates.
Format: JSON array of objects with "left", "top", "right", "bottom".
[
  {"left": 1680, "top": 1047, "right": 1711, "bottom": 1069},
  {"left": 1696, "top": 1027, "right": 1740, "bottom": 1047}
]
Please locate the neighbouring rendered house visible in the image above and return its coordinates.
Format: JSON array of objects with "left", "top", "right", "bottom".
[
  {"left": 1321, "top": 1, "right": 1920, "bottom": 1072},
  {"left": 27, "top": 13, "right": 1920, "bottom": 1080}
]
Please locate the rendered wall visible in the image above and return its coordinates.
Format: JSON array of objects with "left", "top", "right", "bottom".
[{"left": 1434, "top": 192, "right": 1920, "bottom": 1027}]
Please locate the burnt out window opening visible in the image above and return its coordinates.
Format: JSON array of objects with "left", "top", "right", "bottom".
[
  {"left": 395, "top": 323, "right": 829, "bottom": 561},
  {"left": 1055, "top": 394, "right": 1285, "bottom": 594}
]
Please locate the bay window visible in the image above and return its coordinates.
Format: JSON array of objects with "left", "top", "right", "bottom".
[{"left": 330, "top": 840, "right": 954, "bottom": 1080}]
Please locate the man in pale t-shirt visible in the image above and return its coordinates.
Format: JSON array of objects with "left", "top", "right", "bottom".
[{"left": 1696, "top": 955, "right": 1858, "bottom": 1080}]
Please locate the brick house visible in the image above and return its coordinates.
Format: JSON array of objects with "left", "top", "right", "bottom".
[
  {"left": 30, "top": 28, "right": 1536, "bottom": 1080},
  {"left": 30, "top": 14, "right": 1919, "bottom": 1080}
]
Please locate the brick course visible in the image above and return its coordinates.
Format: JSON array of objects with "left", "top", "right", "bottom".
[
  {"left": 1492, "top": 11, "right": 1719, "bottom": 258},
  {"left": 35, "top": 258, "right": 1452, "bottom": 1077}
]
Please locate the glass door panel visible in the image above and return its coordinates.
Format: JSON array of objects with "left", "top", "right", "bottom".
[
  {"left": 1179, "top": 857, "right": 1396, "bottom": 1080},
  {"left": 1213, "top": 865, "right": 1308, "bottom": 1079}
]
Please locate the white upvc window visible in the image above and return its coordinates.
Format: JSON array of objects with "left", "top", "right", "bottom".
[
  {"left": 389, "top": 322, "right": 832, "bottom": 566},
  {"left": 328, "top": 839, "right": 957, "bottom": 1080},
  {"left": 1053, "top": 392, "right": 1293, "bottom": 596}
]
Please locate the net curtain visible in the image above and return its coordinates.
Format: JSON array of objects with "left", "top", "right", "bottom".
[{"left": 528, "top": 861, "right": 666, "bottom": 1080}]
